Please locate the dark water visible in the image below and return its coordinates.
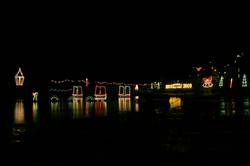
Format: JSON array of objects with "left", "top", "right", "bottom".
[{"left": 1, "top": 96, "right": 250, "bottom": 165}]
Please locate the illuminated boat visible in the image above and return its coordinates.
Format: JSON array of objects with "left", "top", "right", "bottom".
[
  {"left": 72, "top": 86, "right": 83, "bottom": 98},
  {"left": 118, "top": 85, "right": 131, "bottom": 98},
  {"left": 94, "top": 85, "right": 107, "bottom": 100}
]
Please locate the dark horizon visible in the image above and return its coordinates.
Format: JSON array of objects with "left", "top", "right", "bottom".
[
  {"left": 2, "top": 4, "right": 250, "bottom": 82},
  {"left": 5, "top": 44, "right": 249, "bottom": 82}
]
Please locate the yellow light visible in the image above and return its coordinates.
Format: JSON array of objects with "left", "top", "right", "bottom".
[
  {"left": 169, "top": 97, "right": 182, "bottom": 109},
  {"left": 165, "top": 83, "right": 192, "bottom": 89},
  {"left": 182, "top": 83, "right": 192, "bottom": 89}
]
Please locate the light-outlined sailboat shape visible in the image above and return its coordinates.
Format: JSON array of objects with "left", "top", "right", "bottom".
[
  {"left": 72, "top": 86, "right": 83, "bottom": 97},
  {"left": 118, "top": 85, "right": 131, "bottom": 97},
  {"left": 94, "top": 85, "right": 107, "bottom": 100}
]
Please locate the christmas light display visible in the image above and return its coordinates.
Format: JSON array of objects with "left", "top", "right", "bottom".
[
  {"left": 242, "top": 74, "right": 248, "bottom": 88},
  {"left": 202, "top": 76, "right": 213, "bottom": 88},
  {"left": 32, "top": 92, "right": 38, "bottom": 102},
  {"left": 165, "top": 83, "right": 192, "bottom": 89},
  {"left": 72, "top": 86, "right": 83, "bottom": 97},
  {"left": 86, "top": 78, "right": 89, "bottom": 87},
  {"left": 50, "top": 79, "right": 148, "bottom": 87},
  {"left": 94, "top": 85, "right": 107, "bottom": 100},
  {"left": 230, "top": 78, "right": 233, "bottom": 89},
  {"left": 219, "top": 76, "right": 224, "bottom": 88},
  {"left": 50, "top": 96, "right": 59, "bottom": 102},
  {"left": 150, "top": 82, "right": 161, "bottom": 89},
  {"left": 118, "top": 85, "right": 131, "bottom": 97},
  {"left": 196, "top": 67, "right": 202, "bottom": 72},
  {"left": 15, "top": 67, "right": 25, "bottom": 86},
  {"left": 135, "top": 84, "right": 139, "bottom": 91},
  {"left": 183, "top": 83, "right": 192, "bottom": 89}
]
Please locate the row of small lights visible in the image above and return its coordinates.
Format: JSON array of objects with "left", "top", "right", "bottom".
[{"left": 50, "top": 79, "right": 149, "bottom": 87}]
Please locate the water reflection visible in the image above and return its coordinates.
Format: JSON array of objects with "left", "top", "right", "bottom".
[
  {"left": 219, "top": 97, "right": 226, "bottom": 116},
  {"left": 243, "top": 97, "right": 250, "bottom": 108},
  {"left": 218, "top": 97, "right": 250, "bottom": 119},
  {"left": 12, "top": 99, "right": 26, "bottom": 143},
  {"left": 169, "top": 97, "right": 182, "bottom": 110},
  {"left": 50, "top": 99, "right": 109, "bottom": 119},
  {"left": 47, "top": 96, "right": 250, "bottom": 121},
  {"left": 32, "top": 102, "right": 38, "bottom": 123},
  {"left": 51, "top": 101, "right": 60, "bottom": 120},
  {"left": 135, "top": 101, "right": 139, "bottom": 112},
  {"left": 243, "top": 97, "right": 250, "bottom": 117},
  {"left": 225, "top": 98, "right": 236, "bottom": 117},
  {"left": 85, "top": 101, "right": 94, "bottom": 118},
  {"left": 94, "top": 101, "right": 107, "bottom": 117},
  {"left": 72, "top": 97, "right": 84, "bottom": 119},
  {"left": 50, "top": 100, "right": 68, "bottom": 120},
  {"left": 118, "top": 98, "right": 131, "bottom": 112},
  {"left": 14, "top": 99, "right": 25, "bottom": 124}
]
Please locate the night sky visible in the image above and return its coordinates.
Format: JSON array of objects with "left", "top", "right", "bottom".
[{"left": 2, "top": 4, "right": 250, "bottom": 82}]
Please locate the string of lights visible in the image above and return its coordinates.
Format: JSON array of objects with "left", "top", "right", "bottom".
[
  {"left": 49, "top": 88, "right": 73, "bottom": 92},
  {"left": 50, "top": 79, "right": 149, "bottom": 87}
]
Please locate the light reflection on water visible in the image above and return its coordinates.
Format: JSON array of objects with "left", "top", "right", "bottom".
[
  {"left": 9, "top": 96, "right": 250, "bottom": 144},
  {"left": 50, "top": 97, "right": 135, "bottom": 119},
  {"left": 48, "top": 96, "right": 250, "bottom": 120},
  {"left": 135, "top": 101, "right": 139, "bottom": 112},
  {"left": 220, "top": 98, "right": 236, "bottom": 117},
  {"left": 12, "top": 96, "right": 250, "bottom": 122},
  {"left": 169, "top": 97, "right": 182, "bottom": 110},
  {"left": 12, "top": 99, "right": 26, "bottom": 143},
  {"left": 94, "top": 100, "right": 107, "bottom": 117},
  {"left": 218, "top": 97, "right": 250, "bottom": 119},
  {"left": 118, "top": 97, "right": 131, "bottom": 113},
  {"left": 72, "top": 97, "right": 84, "bottom": 119},
  {"left": 32, "top": 102, "right": 38, "bottom": 123},
  {"left": 14, "top": 99, "right": 25, "bottom": 124}
]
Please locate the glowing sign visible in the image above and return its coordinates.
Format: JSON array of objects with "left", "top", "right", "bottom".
[
  {"left": 165, "top": 83, "right": 192, "bottom": 89},
  {"left": 182, "top": 83, "right": 192, "bottom": 89},
  {"left": 202, "top": 76, "right": 213, "bottom": 88},
  {"left": 15, "top": 67, "right": 25, "bottom": 86}
]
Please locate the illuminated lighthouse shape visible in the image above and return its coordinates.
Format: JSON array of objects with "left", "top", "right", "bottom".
[{"left": 15, "top": 67, "right": 25, "bottom": 86}]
